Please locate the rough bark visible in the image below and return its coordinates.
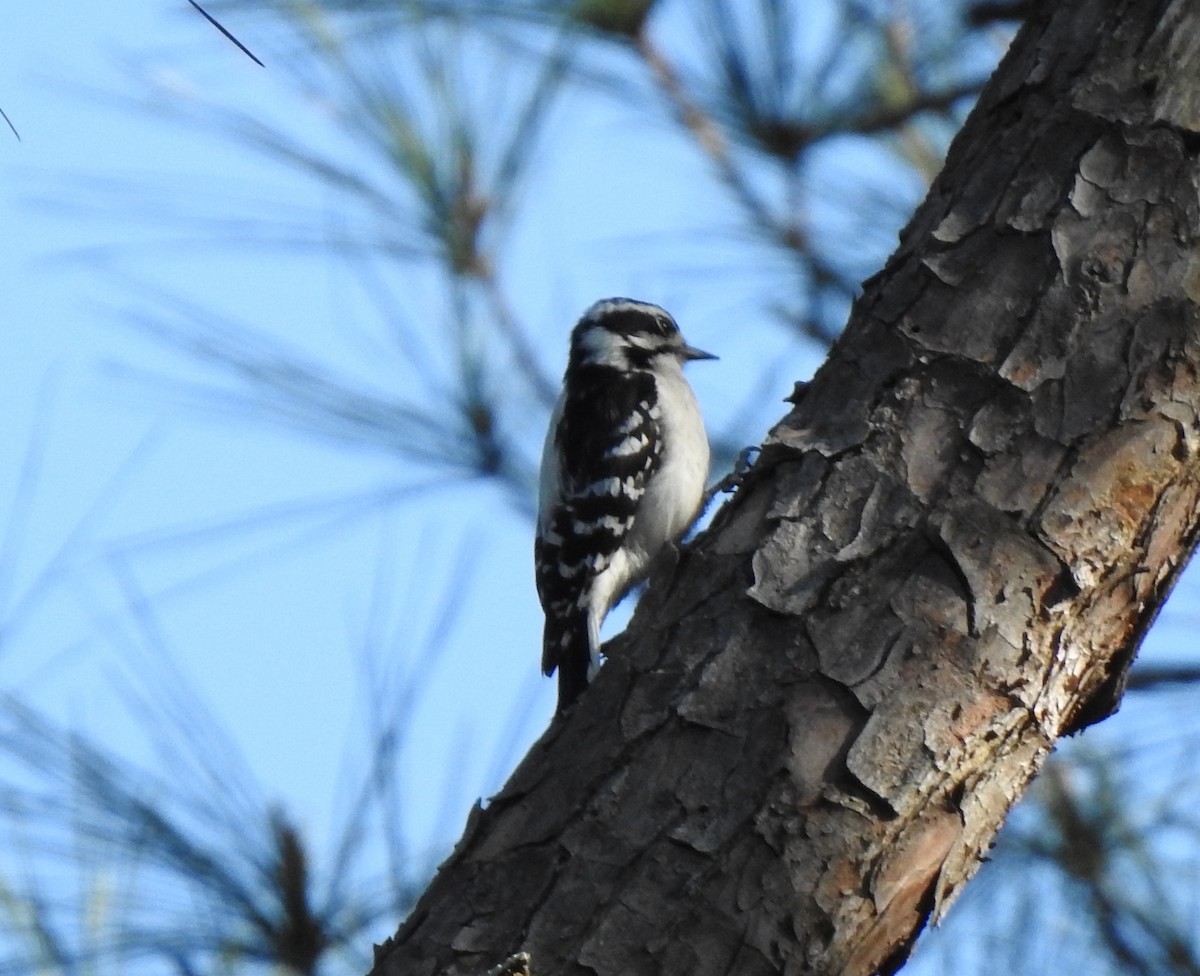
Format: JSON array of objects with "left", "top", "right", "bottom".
[{"left": 371, "top": 1, "right": 1200, "bottom": 974}]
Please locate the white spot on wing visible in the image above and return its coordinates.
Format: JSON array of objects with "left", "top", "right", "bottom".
[
  {"left": 606, "top": 432, "right": 650, "bottom": 457},
  {"left": 570, "top": 515, "right": 631, "bottom": 535},
  {"left": 615, "top": 412, "right": 644, "bottom": 435},
  {"left": 584, "top": 477, "right": 624, "bottom": 496}
]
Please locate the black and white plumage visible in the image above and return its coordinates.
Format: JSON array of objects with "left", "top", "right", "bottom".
[{"left": 535, "top": 298, "right": 715, "bottom": 714}]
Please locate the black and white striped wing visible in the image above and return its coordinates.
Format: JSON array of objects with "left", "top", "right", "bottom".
[{"left": 535, "top": 365, "right": 661, "bottom": 707}]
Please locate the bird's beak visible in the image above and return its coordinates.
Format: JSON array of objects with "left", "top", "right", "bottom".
[{"left": 683, "top": 344, "right": 718, "bottom": 362}]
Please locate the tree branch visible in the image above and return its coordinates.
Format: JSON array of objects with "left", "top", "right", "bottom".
[{"left": 370, "top": 0, "right": 1200, "bottom": 973}]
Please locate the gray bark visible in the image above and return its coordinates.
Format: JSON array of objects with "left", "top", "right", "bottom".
[{"left": 371, "top": 0, "right": 1200, "bottom": 973}]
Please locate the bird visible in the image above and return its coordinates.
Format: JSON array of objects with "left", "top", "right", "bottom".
[{"left": 535, "top": 297, "right": 715, "bottom": 713}]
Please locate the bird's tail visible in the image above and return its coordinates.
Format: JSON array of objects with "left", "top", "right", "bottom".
[{"left": 542, "top": 612, "right": 591, "bottom": 714}]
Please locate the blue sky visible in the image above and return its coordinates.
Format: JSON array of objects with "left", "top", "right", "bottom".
[{"left": 0, "top": 3, "right": 540, "bottom": 856}]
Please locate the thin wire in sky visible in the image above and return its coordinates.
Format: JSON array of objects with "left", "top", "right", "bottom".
[
  {"left": 0, "top": 104, "right": 18, "bottom": 141},
  {"left": 187, "top": 0, "right": 265, "bottom": 68}
]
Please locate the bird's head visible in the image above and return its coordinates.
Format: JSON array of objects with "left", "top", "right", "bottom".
[{"left": 568, "top": 297, "right": 716, "bottom": 372}]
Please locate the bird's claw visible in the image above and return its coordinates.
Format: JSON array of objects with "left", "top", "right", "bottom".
[{"left": 704, "top": 446, "right": 760, "bottom": 505}]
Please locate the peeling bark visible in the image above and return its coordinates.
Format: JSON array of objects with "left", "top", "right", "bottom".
[{"left": 370, "top": 1, "right": 1200, "bottom": 974}]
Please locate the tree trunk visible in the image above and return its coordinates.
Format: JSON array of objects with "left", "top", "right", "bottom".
[{"left": 370, "top": 1, "right": 1200, "bottom": 973}]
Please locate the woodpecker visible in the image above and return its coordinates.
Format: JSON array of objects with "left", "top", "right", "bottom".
[{"left": 535, "top": 298, "right": 714, "bottom": 713}]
